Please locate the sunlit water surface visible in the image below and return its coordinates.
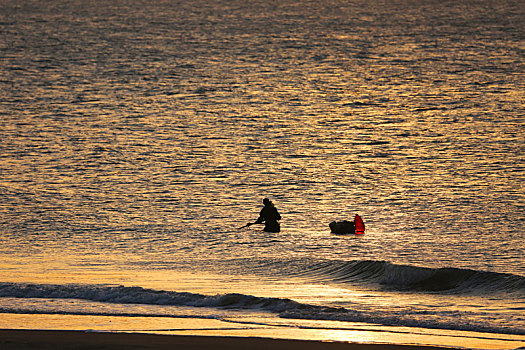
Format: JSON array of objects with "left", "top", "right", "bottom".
[{"left": 0, "top": 0, "right": 524, "bottom": 349}]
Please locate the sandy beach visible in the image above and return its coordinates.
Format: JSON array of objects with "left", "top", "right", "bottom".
[{"left": 0, "top": 330, "right": 457, "bottom": 350}]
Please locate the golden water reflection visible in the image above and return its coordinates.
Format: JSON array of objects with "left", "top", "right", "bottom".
[
  {"left": 1, "top": 313, "right": 523, "bottom": 350},
  {"left": 1, "top": 264, "right": 523, "bottom": 349}
]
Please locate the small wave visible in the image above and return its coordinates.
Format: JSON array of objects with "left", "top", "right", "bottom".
[
  {"left": 0, "top": 282, "right": 336, "bottom": 314},
  {"left": 342, "top": 101, "right": 380, "bottom": 108},
  {"left": 0, "top": 282, "right": 523, "bottom": 335},
  {"left": 295, "top": 260, "right": 525, "bottom": 294}
]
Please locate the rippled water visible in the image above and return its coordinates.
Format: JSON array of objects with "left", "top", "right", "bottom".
[{"left": 0, "top": 0, "right": 524, "bottom": 348}]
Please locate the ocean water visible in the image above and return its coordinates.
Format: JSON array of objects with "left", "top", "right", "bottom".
[{"left": 0, "top": 0, "right": 524, "bottom": 348}]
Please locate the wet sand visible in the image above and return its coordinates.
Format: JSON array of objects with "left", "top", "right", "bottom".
[{"left": 0, "top": 330, "right": 457, "bottom": 349}]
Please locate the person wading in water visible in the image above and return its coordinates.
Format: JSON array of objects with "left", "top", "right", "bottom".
[{"left": 241, "top": 198, "right": 281, "bottom": 232}]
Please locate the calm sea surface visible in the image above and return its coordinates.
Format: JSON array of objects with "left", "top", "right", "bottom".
[{"left": 1, "top": 0, "right": 524, "bottom": 348}]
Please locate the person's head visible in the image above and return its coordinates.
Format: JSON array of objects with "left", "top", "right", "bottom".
[{"left": 263, "top": 198, "right": 271, "bottom": 205}]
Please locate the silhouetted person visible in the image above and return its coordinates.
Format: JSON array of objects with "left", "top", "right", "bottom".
[{"left": 246, "top": 198, "right": 281, "bottom": 232}]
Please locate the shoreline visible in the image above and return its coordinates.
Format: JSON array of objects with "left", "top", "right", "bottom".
[{"left": 0, "top": 329, "right": 458, "bottom": 350}]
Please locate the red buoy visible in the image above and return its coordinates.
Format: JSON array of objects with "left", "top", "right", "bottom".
[{"left": 354, "top": 214, "right": 365, "bottom": 234}]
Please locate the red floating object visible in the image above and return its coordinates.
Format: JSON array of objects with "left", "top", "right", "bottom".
[{"left": 354, "top": 214, "right": 365, "bottom": 234}]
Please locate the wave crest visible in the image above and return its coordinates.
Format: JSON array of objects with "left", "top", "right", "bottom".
[
  {"left": 297, "top": 260, "right": 525, "bottom": 294},
  {"left": 0, "top": 281, "right": 523, "bottom": 335}
]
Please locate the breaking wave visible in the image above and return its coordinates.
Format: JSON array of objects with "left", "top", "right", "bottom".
[
  {"left": 0, "top": 281, "right": 524, "bottom": 335},
  {"left": 288, "top": 259, "right": 525, "bottom": 294},
  {"left": 0, "top": 282, "right": 324, "bottom": 313}
]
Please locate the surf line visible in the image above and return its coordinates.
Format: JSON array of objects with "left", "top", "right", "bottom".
[{"left": 218, "top": 318, "right": 525, "bottom": 343}]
